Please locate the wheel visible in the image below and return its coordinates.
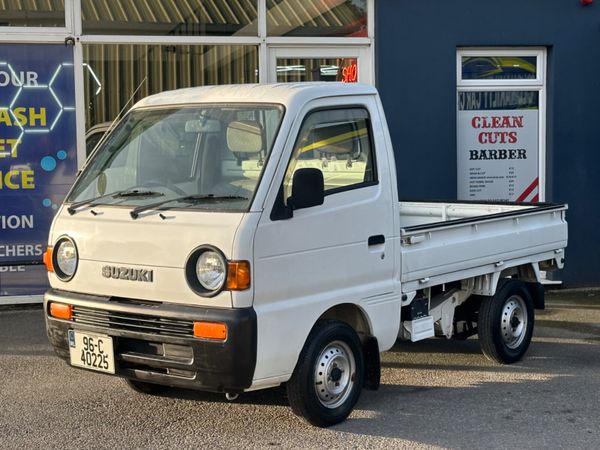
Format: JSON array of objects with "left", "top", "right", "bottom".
[
  {"left": 478, "top": 279, "right": 534, "bottom": 364},
  {"left": 124, "top": 378, "right": 172, "bottom": 395},
  {"left": 286, "top": 320, "right": 364, "bottom": 427}
]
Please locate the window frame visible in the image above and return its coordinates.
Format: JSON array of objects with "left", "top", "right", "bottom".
[
  {"left": 0, "top": 0, "right": 73, "bottom": 34},
  {"left": 457, "top": 48, "right": 546, "bottom": 87},
  {"left": 456, "top": 47, "right": 547, "bottom": 201}
]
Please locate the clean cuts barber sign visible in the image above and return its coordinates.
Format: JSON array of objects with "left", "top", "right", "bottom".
[{"left": 457, "top": 91, "right": 539, "bottom": 202}]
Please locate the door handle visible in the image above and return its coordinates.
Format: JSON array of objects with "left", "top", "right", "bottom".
[{"left": 368, "top": 234, "right": 385, "bottom": 246}]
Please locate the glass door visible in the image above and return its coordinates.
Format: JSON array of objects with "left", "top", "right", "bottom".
[{"left": 267, "top": 46, "right": 371, "bottom": 84}]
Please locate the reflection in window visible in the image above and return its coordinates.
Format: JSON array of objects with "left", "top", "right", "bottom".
[
  {"left": 277, "top": 58, "right": 358, "bottom": 82},
  {"left": 83, "top": 44, "right": 258, "bottom": 128},
  {"left": 0, "top": 0, "right": 65, "bottom": 27},
  {"left": 458, "top": 91, "right": 539, "bottom": 112},
  {"left": 462, "top": 56, "right": 537, "bottom": 80},
  {"left": 81, "top": 0, "right": 258, "bottom": 36},
  {"left": 267, "top": 0, "right": 367, "bottom": 37},
  {"left": 284, "top": 108, "right": 375, "bottom": 200}
]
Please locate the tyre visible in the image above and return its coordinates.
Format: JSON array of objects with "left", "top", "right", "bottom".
[
  {"left": 124, "top": 378, "right": 172, "bottom": 395},
  {"left": 478, "top": 279, "right": 535, "bottom": 364},
  {"left": 286, "top": 320, "right": 364, "bottom": 427}
]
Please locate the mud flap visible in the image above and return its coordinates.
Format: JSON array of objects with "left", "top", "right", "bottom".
[
  {"left": 363, "top": 336, "right": 380, "bottom": 390},
  {"left": 527, "top": 282, "right": 545, "bottom": 310}
]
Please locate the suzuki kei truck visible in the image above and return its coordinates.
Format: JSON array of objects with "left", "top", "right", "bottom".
[{"left": 43, "top": 83, "right": 568, "bottom": 427}]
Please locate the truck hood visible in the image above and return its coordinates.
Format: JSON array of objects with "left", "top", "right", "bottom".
[{"left": 47, "top": 205, "right": 243, "bottom": 308}]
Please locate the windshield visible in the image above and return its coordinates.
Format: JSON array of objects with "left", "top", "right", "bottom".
[{"left": 68, "top": 104, "right": 284, "bottom": 212}]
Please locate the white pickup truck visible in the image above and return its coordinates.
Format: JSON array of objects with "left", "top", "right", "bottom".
[{"left": 43, "top": 83, "right": 568, "bottom": 427}]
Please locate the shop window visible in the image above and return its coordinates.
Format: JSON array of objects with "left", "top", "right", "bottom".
[
  {"left": 284, "top": 107, "right": 376, "bottom": 200},
  {"left": 456, "top": 49, "right": 546, "bottom": 202},
  {"left": 267, "top": 0, "right": 367, "bottom": 37},
  {"left": 461, "top": 56, "right": 537, "bottom": 81},
  {"left": 277, "top": 57, "right": 358, "bottom": 83},
  {"left": 0, "top": 1, "right": 65, "bottom": 27},
  {"left": 81, "top": 0, "right": 258, "bottom": 36},
  {"left": 83, "top": 44, "right": 258, "bottom": 128}
]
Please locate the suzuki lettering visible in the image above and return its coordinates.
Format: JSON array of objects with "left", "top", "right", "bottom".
[{"left": 101, "top": 266, "right": 154, "bottom": 283}]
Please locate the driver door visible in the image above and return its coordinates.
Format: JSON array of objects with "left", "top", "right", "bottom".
[{"left": 251, "top": 96, "right": 398, "bottom": 380}]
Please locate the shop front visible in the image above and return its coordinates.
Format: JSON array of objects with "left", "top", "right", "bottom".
[
  {"left": 376, "top": 0, "right": 600, "bottom": 286},
  {"left": 3, "top": 0, "right": 598, "bottom": 298}
]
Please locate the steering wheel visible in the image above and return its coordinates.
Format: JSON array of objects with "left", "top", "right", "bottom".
[{"left": 136, "top": 181, "right": 187, "bottom": 196}]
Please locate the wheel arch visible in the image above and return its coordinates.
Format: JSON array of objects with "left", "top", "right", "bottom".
[
  {"left": 316, "top": 303, "right": 380, "bottom": 391},
  {"left": 497, "top": 262, "right": 545, "bottom": 309},
  {"left": 470, "top": 262, "right": 544, "bottom": 297},
  {"left": 316, "top": 303, "right": 372, "bottom": 342}
]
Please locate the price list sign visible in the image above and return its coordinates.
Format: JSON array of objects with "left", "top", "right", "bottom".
[{"left": 457, "top": 90, "right": 539, "bottom": 202}]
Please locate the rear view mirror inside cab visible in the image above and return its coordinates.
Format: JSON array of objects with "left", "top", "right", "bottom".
[{"left": 185, "top": 118, "right": 222, "bottom": 133}]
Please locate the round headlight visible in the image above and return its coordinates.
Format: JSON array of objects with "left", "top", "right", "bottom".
[
  {"left": 196, "top": 250, "right": 226, "bottom": 291},
  {"left": 54, "top": 237, "right": 78, "bottom": 281},
  {"left": 185, "top": 246, "right": 228, "bottom": 297}
]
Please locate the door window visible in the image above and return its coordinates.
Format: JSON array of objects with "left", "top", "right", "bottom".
[{"left": 283, "top": 107, "right": 376, "bottom": 201}]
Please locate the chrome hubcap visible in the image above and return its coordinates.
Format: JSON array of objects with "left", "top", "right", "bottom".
[
  {"left": 501, "top": 295, "right": 528, "bottom": 349},
  {"left": 314, "top": 340, "right": 355, "bottom": 409}
]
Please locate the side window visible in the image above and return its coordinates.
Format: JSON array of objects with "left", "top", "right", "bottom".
[{"left": 284, "top": 107, "right": 376, "bottom": 200}]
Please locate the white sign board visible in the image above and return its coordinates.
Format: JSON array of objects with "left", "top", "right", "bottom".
[{"left": 457, "top": 98, "right": 539, "bottom": 202}]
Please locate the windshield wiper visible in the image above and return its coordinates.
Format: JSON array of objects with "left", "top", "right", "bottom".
[
  {"left": 130, "top": 194, "right": 248, "bottom": 219},
  {"left": 67, "top": 189, "right": 164, "bottom": 215},
  {"left": 113, "top": 189, "right": 164, "bottom": 198}
]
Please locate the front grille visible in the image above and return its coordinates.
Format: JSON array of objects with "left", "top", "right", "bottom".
[
  {"left": 117, "top": 338, "right": 196, "bottom": 379},
  {"left": 71, "top": 305, "right": 194, "bottom": 338}
]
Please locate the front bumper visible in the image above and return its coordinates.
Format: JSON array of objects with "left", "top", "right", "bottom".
[{"left": 44, "top": 289, "right": 257, "bottom": 393}]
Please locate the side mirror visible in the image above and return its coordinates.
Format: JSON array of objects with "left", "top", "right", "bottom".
[{"left": 288, "top": 168, "right": 324, "bottom": 210}]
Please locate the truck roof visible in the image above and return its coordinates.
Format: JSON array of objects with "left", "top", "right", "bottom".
[{"left": 133, "top": 83, "right": 378, "bottom": 109}]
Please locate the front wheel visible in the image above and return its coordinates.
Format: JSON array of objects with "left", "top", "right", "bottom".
[
  {"left": 478, "top": 280, "right": 534, "bottom": 364},
  {"left": 286, "top": 320, "right": 364, "bottom": 427}
]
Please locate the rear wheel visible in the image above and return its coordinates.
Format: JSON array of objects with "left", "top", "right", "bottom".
[
  {"left": 286, "top": 320, "right": 364, "bottom": 427},
  {"left": 478, "top": 280, "right": 534, "bottom": 364},
  {"left": 124, "top": 378, "right": 172, "bottom": 395}
]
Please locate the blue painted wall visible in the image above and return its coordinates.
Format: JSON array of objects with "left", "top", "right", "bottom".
[{"left": 376, "top": 0, "right": 600, "bottom": 286}]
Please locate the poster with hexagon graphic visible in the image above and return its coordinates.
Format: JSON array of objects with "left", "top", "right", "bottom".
[{"left": 0, "top": 44, "right": 77, "bottom": 298}]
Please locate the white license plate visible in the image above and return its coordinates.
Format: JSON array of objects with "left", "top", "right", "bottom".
[{"left": 68, "top": 330, "right": 115, "bottom": 374}]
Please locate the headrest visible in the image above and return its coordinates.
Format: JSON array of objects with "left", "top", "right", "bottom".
[
  {"left": 226, "top": 120, "right": 263, "bottom": 153},
  {"left": 307, "top": 122, "right": 358, "bottom": 156}
]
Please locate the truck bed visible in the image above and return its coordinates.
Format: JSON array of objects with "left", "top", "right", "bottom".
[{"left": 399, "top": 201, "right": 568, "bottom": 292}]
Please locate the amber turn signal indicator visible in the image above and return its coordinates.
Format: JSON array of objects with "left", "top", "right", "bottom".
[
  {"left": 193, "top": 321, "right": 228, "bottom": 341},
  {"left": 49, "top": 302, "right": 72, "bottom": 320},
  {"left": 43, "top": 246, "right": 54, "bottom": 272},
  {"left": 226, "top": 261, "right": 251, "bottom": 290}
]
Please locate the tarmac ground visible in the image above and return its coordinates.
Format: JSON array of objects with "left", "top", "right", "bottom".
[{"left": 0, "top": 290, "right": 599, "bottom": 449}]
